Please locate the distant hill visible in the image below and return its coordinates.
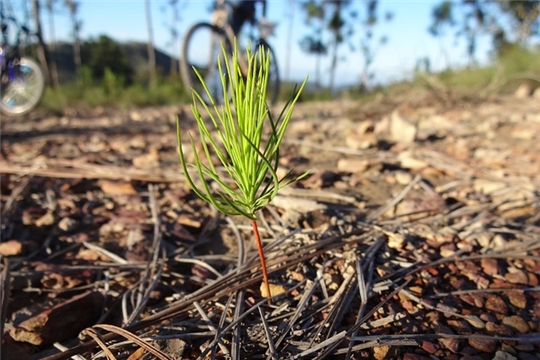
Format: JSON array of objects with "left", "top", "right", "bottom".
[{"left": 47, "top": 41, "right": 178, "bottom": 84}]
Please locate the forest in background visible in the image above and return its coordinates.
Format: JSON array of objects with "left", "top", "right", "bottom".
[{"left": 1, "top": 0, "right": 539, "bottom": 112}]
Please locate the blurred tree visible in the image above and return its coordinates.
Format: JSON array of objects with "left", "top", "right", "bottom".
[
  {"left": 300, "top": 0, "right": 327, "bottom": 89},
  {"left": 429, "top": 1, "right": 539, "bottom": 64},
  {"left": 326, "top": 0, "right": 355, "bottom": 94},
  {"left": 65, "top": 0, "right": 82, "bottom": 81},
  {"left": 284, "top": 0, "right": 296, "bottom": 83},
  {"left": 45, "top": 0, "right": 58, "bottom": 86},
  {"left": 145, "top": 0, "right": 157, "bottom": 87},
  {"left": 356, "top": 0, "right": 391, "bottom": 92},
  {"left": 497, "top": 0, "right": 539, "bottom": 46},
  {"left": 31, "top": 0, "right": 52, "bottom": 84},
  {"left": 160, "top": 0, "right": 185, "bottom": 75},
  {"left": 81, "top": 35, "right": 133, "bottom": 84}
]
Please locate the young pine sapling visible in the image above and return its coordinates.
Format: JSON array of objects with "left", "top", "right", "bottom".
[{"left": 177, "top": 42, "right": 308, "bottom": 302}]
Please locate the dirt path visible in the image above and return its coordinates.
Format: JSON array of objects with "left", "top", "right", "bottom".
[{"left": 1, "top": 93, "right": 539, "bottom": 359}]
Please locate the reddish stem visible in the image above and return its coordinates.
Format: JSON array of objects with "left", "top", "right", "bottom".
[{"left": 251, "top": 219, "right": 272, "bottom": 304}]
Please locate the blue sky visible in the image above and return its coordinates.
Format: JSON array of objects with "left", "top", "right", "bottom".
[{"left": 15, "top": 0, "right": 493, "bottom": 86}]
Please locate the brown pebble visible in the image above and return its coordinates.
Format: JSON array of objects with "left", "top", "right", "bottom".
[
  {"left": 485, "top": 322, "right": 514, "bottom": 337},
  {"left": 447, "top": 319, "right": 472, "bottom": 333},
  {"left": 468, "top": 338, "right": 499, "bottom": 353},
  {"left": 506, "top": 291, "right": 527, "bottom": 309},
  {"left": 485, "top": 294, "right": 508, "bottom": 314},
  {"left": 505, "top": 270, "right": 528, "bottom": 285},
  {"left": 480, "top": 312, "right": 497, "bottom": 323},
  {"left": 481, "top": 258, "right": 499, "bottom": 276},
  {"left": 502, "top": 315, "right": 530, "bottom": 334},
  {"left": 471, "top": 293, "right": 485, "bottom": 308},
  {"left": 527, "top": 273, "right": 538, "bottom": 286},
  {"left": 420, "top": 340, "right": 439, "bottom": 354},
  {"left": 438, "top": 337, "right": 460, "bottom": 353},
  {"left": 0, "top": 240, "right": 24, "bottom": 256}
]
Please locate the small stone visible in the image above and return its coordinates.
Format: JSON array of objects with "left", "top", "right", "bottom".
[
  {"left": 390, "top": 109, "right": 417, "bottom": 144},
  {"left": 468, "top": 337, "right": 498, "bottom": 353},
  {"left": 502, "top": 315, "right": 529, "bottom": 334},
  {"left": 505, "top": 269, "right": 528, "bottom": 285},
  {"left": 440, "top": 243, "right": 457, "bottom": 257},
  {"left": 485, "top": 295, "right": 508, "bottom": 314},
  {"left": 10, "top": 291, "right": 104, "bottom": 345},
  {"left": 506, "top": 291, "right": 527, "bottom": 309},
  {"left": 58, "top": 217, "right": 79, "bottom": 232},
  {"left": 373, "top": 345, "right": 390, "bottom": 360},
  {"left": 159, "top": 338, "right": 187, "bottom": 359},
  {"left": 464, "top": 315, "right": 485, "bottom": 329},
  {"left": 100, "top": 180, "right": 138, "bottom": 195},
  {"left": 132, "top": 148, "right": 160, "bottom": 169},
  {"left": 35, "top": 211, "right": 55, "bottom": 227},
  {"left": 387, "top": 233, "right": 406, "bottom": 249},
  {"left": 533, "top": 86, "right": 540, "bottom": 100},
  {"left": 345, "top": 130, "right": 377, "bottom": 149},
  {"left": 420, "top": 340, "right": 439, "bottom": 354},
  {"left": 480, "top": 312, "right": 497, "bottom": 323},
  {"left": 447, "top": 319, "right": 471, "bottom": 333},
  {"left": 485, "top": 322, "right": 514, "bottom": 337},
  {"left": 481, "top": 258, "right": 498, "bottom": 276},
  {"left": 438, "top": 337, "right": 460, "bottom": 353},
  {"left": 260, "top": 283, "right": 287, "bottom": 298},
  {"left": 394, "top": 171, "right": 413, "bottom": 185},
  {"left": 337, "top": 159, "right": 369, "bottom": 173},
  {"left": 0, "top": 240, "right": 24, "bottom": 256},
  {"left": 470, "top": 294, "right": 485, "bottom": 308},
  {"left": 514, "top": 83, "right": 532, "bottom": 98},
  {"left": 527, "top": 273, "right": 538, "bottom": 286},
  {"left": 492, "top": 351, "right": 517, "bottom": 360},
  {"left": 490, "top": 234, "right": 507, "bottom": 249},
  {"left": 398, "top": 151, "right": 428, "bottom": 169}
]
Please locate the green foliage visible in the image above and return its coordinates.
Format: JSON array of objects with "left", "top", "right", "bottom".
[
  {"left": 177, "top": 43, "right": 308, "bottom": 220},
  {"left": 497, "top": 43, "right": 540, "bottom": 74},
  {"left": 412, "top": 45, "right": 540, "bottom": 98},
  {"left": 40, "top": 75, "right": 191, "bottom": 113},
  {"left": 428, "top": 1, "right": 540, "bottom": 61},
  {"left": 81, "top": 35, "right": 134, "bottom": 83},
  {"left": 102, "top": 68, "right": 124, "bottom": 99}
]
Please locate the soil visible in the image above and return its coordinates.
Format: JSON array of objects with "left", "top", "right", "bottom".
[{"left": 1, "top": 91, "right": 539, "bottom": 360}]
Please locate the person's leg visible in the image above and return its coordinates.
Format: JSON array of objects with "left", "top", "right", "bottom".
[{"left": 230, "top": 1, "right": 255, "bottom": 36}]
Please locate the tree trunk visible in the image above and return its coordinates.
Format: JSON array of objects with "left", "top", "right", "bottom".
[
  {"left": 284, "top": 0, "right": 295, "bottom": 83},
  {"left": 32, "top": 0, "right": 52, "bottom": 85},
  {"left": 46, "top": 1, "right": 59, "bottom": 87},
  {"left": 145, "top": 0, "right": 157, "bottom": 87},
  {"left": 65, "top": 1, "right": 82, "bottom": 80},
  {"left": 169, "top": 0, "right": 179, "bottom": 75},
  {"left": 328, "top": 1, "right": 341, "bottom": 95}
]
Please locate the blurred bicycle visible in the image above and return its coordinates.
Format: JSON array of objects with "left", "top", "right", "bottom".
[
  {"left": 0, "top": 9, "right": 45, "bottom": 116},
  {"left": 180, "top": 0, "right": 280, "bottom": 105}
]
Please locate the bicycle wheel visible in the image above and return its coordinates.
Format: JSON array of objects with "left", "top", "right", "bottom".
[
  {"left": 181, "top": 22, "right": 232, "bottom": 105},
  {"left": 0, "top": 57, "right": 45, "bottom": 116},
  {"left": 256, "top": 40, "right": 280, "bottom": 105}
]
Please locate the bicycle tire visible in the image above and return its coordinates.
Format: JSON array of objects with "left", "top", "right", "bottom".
[
  {"left": 255, "top": 40, "right": 280, "bottom": 105},
  {"left": 0, "top": 56, "right": 45, "bottom": 116},
  {"left": 181, "top": 22, "right": 232, "bottom": 106}
]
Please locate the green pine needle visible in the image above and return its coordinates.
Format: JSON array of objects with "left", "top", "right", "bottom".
[{"left": 177, "top": 41, "right": 308, "bottom": 220}]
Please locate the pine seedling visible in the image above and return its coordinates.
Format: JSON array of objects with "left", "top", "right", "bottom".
[{"left": 177, "top": 41, "right": 308, "bottom": 302}]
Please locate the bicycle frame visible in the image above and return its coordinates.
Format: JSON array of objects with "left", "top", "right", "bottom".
[
  {"left": 0, "top": 15, "right": 25, "bottom": 80},
  {"left": 210, "top": 0, "right": 275, "bottom": 75},
  {"left": 0, "top": 9, "right": 45, "bottom": 116}
]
